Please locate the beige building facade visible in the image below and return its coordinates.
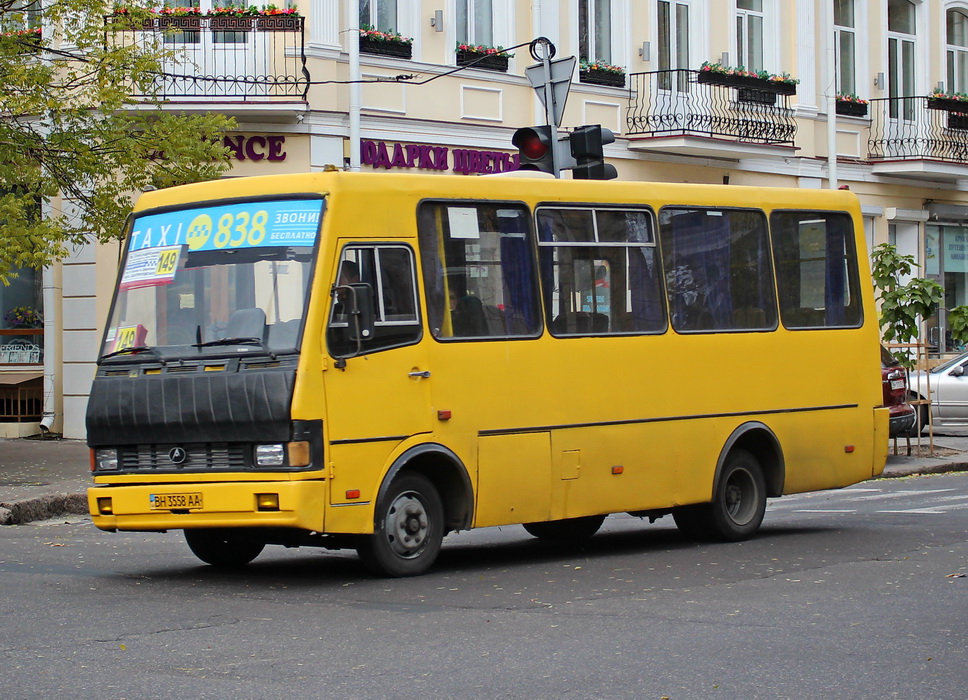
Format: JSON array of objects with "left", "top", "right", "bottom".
[{"left": 4, "top": 0, "right": 968, "bottom": 438}]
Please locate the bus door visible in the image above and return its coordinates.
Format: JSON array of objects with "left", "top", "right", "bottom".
[
  {"left": 416, "top": 201, "right": 552, "bottom": 527},
  {"left": 323, "top": 243, "right": 432, "bottom": 507}
]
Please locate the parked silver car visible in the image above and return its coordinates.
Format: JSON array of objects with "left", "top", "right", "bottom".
[{"left": 908, "top": 351, "right": 968, "bottom": 432}]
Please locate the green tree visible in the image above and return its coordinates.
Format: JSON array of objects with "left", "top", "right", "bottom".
[
  {"left": 0, "top": 0, "right": 236, "bottom": 282},
  {"left": 870, "top": 243, "right": 943, "bottom": 368}
]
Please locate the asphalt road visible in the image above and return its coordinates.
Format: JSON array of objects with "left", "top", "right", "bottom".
[{"left": 2, "top": 471, "right": 967, "bottom": 699}]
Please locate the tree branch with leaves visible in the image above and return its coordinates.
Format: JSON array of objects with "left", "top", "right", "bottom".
[
  {"left": 0, "top": 0, "right": 236, "bottom": 283},
  {"left": 870, "top": 243, "right": 943, "bottom": 368}
]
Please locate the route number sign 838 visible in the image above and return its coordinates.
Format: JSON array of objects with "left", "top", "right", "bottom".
[{"left": 187, "top": 210, "right": 270, "bottom": 251}]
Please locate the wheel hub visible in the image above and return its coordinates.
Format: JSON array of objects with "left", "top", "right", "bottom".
[
  {"left": 724, "top": 468, "right": 756, "bottom": 525},
  {"left": 386, "top": 492, "right": 429, "bottom": 558}
]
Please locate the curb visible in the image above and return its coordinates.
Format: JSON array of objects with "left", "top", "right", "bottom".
[
  {"left": 880, "top": 459, "right": 968, "bottom": 479},
  {"left": 0, "top": 493, "right": 88, "bottom": 526}
]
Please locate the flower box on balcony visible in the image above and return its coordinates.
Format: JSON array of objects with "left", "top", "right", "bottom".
[
  {"left": 209, "top": 16, "right": 254, "bottom": 31},
  {"left": 579, "top": 68, "right": 626, "bottom": 88},
  {"left": 359, "top": 32, "right": 412, "bottom": 59},
  {"left": 949, "top": 113, "right": 968, "bottom": 130},
  {"left": 155, "top": 16, "right": 202, "bottom": 31},
  {"left": 456, "top": 49, "right": 508, "bottom": 72},
  {"left": 698, "top": 70, "right": 797, "bottom": 96},
  {"left": 258, "top": 15, "right": 301, "bottom": 32},
  {"left": 836, "top": 100, "right": 868, "bottom": 117},
  {"left": 737, "top": 88, "right": 778, "bottom": 105},
  {"left": 927, "top": 96, "right": 968, "bottom": 113}
]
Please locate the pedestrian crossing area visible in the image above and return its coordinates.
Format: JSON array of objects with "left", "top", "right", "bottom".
[{"left": 768, "top": 484, "right": 968, "bottom": 516}]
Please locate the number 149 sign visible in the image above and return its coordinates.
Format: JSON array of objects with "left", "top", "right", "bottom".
[{"left": 119, "top": 245, "right": 183, "bottom": 291}]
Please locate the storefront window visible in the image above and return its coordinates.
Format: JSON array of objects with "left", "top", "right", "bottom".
[
  {"left": 925, "top": 224, "right": 968, "bottom": 354},
  {"left": 0, "top": 266, "right": 44, "bottom": 365}
]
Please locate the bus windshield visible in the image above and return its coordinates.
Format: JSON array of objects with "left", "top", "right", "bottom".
[{"left": 99, "top": 197, "right": 323, "bottom": 361}]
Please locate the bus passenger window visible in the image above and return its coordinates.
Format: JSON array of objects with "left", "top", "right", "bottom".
[
  {"left": 770, "top": 211, "right": 862, "bottom": 329},
  {"left": 326, "top": 245, "right": 421, "bottom": 357},
  {"left": 658, "top": 208, "right": 777, "bottom": 333},
  {"left": 417, "top": 202, "right": 542, "bottom": 340},
  {"left": 537, "top": 207, "right": 666, "bottom": 336}
]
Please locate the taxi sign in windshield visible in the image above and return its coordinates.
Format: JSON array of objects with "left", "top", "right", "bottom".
[{"left": 127, "top": 199, "right": 322, "bottom": 253}]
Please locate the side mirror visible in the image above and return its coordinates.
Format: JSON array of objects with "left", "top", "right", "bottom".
[
  {"left": 953, "top": 364, "right": 966, "bottom": 378},
  {"left": 346, "top": 283, "right": 376, "bottom": 343}
]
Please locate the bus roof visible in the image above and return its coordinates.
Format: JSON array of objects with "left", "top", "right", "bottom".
[{"left": 132, "top": 171, "right": 862, "bottom": 216}]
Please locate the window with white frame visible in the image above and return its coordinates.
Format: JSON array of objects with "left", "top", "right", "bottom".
[
  {"left": 888, "top": 0, "right": 916, "bottom": 120},
  {"left": 360, "top": 0, "right": 398, "bottom": 33},
  {"left": 735, "top": 0, "right": 764, "bottom": 72},
  {"left": 5, "top": 0, "right": 40, "bottom": 31},
  {"left": 457, "top": 0, "right": 493, "bottom": 47},
  {"left": 948, "top": 8, "right": 968, "bottom": 94},
  {"left": 579, "top": 0, "right": 612, "bottom": 65},
  {"left": 834, "top": 0, "right": 856, "bottom": 97},
  {"left": 657, "top": 0, "right": 690, "bottom": 89}
]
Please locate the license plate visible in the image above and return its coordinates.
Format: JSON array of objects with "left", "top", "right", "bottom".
[
  {"left": 891, "top": 379, "right": 905, "bottom": 391},
  {"left": 150, "top": 492, "right": 203, "bottom": 510}
]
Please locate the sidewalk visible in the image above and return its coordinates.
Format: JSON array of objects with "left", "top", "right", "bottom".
[{"left": 2, "top": 435, "right": 967, "bottom": 526}]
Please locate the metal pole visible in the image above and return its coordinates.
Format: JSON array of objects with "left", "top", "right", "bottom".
[
  {"left": 349, "top": 1, "right": 361, "bottom": 171},
  {"left": 825, "top": 0, "right": 838, "bottom": 189},
  {"left": 535, "top": 40, "right": 560, "bottom": 177}
]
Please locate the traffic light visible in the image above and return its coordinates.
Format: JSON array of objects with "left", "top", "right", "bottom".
[
  {"left": 569, "top": 125, "right": 618, "bottom": 180},
  {"left": 512, "top": 126, "right": 556, "bottom": 174}
]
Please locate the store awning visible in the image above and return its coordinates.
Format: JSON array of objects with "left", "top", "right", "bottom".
[{"left": 0, "top": 371, "right": 43, "bottom": 386}]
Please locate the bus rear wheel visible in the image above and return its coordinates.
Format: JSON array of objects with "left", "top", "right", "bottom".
[
  {"left": 184, "top": 529, "right": 265, "bottom": 567},
  {"left": 357, "top": 473, "right": 444, "bottom": 577},
  {"left": 522, "top": 515, "right": 605, "bottom": 542},
  {"left": 673, "top": 449, "right": 766, "bottom": 542}
]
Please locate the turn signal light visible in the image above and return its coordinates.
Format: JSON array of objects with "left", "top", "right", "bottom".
[
  {"left": 287, "top": 441, "right": 311, "bottom": 467},
  {"left": 97, "top": 497, "right": 114, "bottom": 515}
]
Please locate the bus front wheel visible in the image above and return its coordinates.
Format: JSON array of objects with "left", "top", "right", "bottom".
[
  {"left": 357, "top": 473, "right": 444, "bottom": 577},
  {"left": 522, "top": 515, "right": 605, "bottom": 542},
  {"left": 184, "top": 529, "right": 265, "bottom": 567},
  {"left": 673, "top": 449, "right": 766, "bottom": 541}
]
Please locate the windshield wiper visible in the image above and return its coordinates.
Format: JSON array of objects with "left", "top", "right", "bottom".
[
  {"left": 100, "top": 345, "right": 164, "bottom": 363},
  {"left": 193, "top": 337, "right": 277, "bottom": 360}
]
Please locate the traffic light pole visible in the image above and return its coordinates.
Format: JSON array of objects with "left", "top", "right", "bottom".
[{"left": 532, "top": 39, "right": 560, "bottom": 177}]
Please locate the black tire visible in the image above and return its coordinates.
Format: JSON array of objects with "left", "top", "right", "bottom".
[
  {"left": 357, "top": 473, "right": 444, "bottom": 577},
  {"left": 673, "top": 449, "right": 766, "bottom": 542},
  {"left": 184, "top": 529, "right": 265, "bottom": 568},
  {"left": 522, "top": 515, "right": 605, "bottom": 542}
]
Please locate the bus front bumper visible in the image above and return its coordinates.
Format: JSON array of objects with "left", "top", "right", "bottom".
[{"left": 88, "top": 480, "right": 327, "bottom": 533}]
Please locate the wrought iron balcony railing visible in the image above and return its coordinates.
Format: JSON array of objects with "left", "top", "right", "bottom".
[
  {"left": 626, "top": 69, "right": 797, "bottom": 146},
  {"left": 868, "top": 96, "right": 968, "bottom": 163},
  {"left": 105, "top": 15, "right": 309, "bottom": 101}
]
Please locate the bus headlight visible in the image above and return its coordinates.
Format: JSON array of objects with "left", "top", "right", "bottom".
[
  {"left": 94, "top": 448, "right": 120, "bottom": 471},
  {"left": 255, "top": 444, "right": 285, "bottom": 466}
]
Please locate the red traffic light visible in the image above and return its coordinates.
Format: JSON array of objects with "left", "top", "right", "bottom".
[
  {"left": 518, "top": 134, "right": 549, "bottom": 159},
  {"left": 512, "top": 126, "right": 556, "bottom": 173}
]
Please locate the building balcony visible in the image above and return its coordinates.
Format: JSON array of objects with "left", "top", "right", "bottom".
[
  {"left": 868, "top": 96, "right": 968, "bottom": 181},
  {"left": 105, "top": 15, "right": 309, "bottom": 118},
  {"left": 625, "top": 69, "right": 798, "bottom": 160}
]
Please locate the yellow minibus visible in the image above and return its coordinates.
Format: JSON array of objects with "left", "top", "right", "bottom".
[{"left": 87, "top": 171, "right": 888, "bottom": 576}]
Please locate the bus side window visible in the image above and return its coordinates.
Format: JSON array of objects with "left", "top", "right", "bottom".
[
  {"left": 326, "top": 245, "right": 421, "bottom": 358},
  {"left": 537, "top": 206, "right": 666, "bottom": 336},
  {"left": 417, "top": 201, "right": 542, "bottom": 340},
  {"left": 770, "top": 211, "right": 862, "bottom": 329},
  {"left": 658, "top": 207, "right": 778, "bottom": 333}
]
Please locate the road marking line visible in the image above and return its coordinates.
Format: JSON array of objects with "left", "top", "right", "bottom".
[
  {"left": 877, "top": 509, "right": 947, "bottom": 514},
  {"left": 854, "top": 488, "right": 955, "bottom": 502},
  {"left": 793, "top": 509, "right": 855, "bottom": 513}
]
